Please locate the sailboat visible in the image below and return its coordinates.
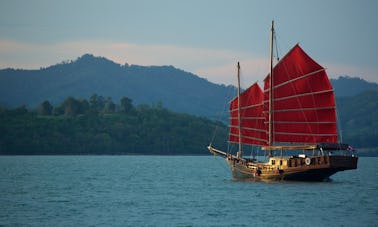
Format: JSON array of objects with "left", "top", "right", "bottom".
[{"left": 208, "top": 21, "right": 358, "bottom": 181}]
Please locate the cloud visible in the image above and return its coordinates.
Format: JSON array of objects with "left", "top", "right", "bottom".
[
  {"left": 0, "top": 39, "right": 236, "bottom": 67},
  {"left": 0, "top": 39, "right": 263, "bottom": 84},
  {"left": 0, "top": 39, "right": 377, "bottom": 86}
]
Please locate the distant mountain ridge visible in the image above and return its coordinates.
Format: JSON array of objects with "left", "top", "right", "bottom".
[
  {"left": 0, "top": 54, "right": 377, "bottom": 117},
  {"left": 0, "top": 54, "right": 235, "bottom": 117},
  {"left": 330, "top": 76, "right": 378, "bottom": 97}
]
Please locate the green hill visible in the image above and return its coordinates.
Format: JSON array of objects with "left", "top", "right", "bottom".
[
  {"left": 0, "top": 54, "right": 234, "bottom": 118},
  {"left": 0, "top": 97, "right": 227, "bottom": 155}
]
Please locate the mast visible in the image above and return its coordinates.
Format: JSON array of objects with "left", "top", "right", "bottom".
[
  {"left": 268, "top": 20, "right": 274, "bottom": 150},
  {"left": 237, "top": 62, "right": 242, "bottom": 158}
]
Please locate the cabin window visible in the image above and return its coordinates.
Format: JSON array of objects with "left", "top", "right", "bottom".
[
  {"left": 279, "top": 160, "right": 283, "bottom": 166},
  {"left": 271, "top": 160, "right": 275, "bottom": 165}
]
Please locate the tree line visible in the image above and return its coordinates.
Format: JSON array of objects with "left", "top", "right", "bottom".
[
  {"left": 0, "top": 95, "right": 228, "bottom": 155},
  {"left": 37, "top": 94, "right": 134, "bottom": 116}
]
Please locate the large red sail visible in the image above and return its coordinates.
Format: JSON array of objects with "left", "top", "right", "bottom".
[
  {"left": 264, "top": 44, "right": 338, "bottom": 144},
  {"left": 229, "top": 83, "right": 267, "bottom": 146}
]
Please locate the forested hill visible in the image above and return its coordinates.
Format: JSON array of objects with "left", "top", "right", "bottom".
[
  {"left": 0, "top": 54, "right": 234, "bottom": 118},
  {"left": 336, "top": 90, "right": 378, "bottom": 151},
  {"left": 0, "top": 96, "right": 228, "bottom": 155}
]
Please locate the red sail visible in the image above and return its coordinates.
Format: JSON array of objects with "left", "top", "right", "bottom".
[
  {"left": 264, "top": 44, "right": 338, "bottom": 144},
  {"left": 229, "top": 83, "right": 267, "bottom": 146}
]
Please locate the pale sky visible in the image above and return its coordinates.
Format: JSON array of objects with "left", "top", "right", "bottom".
[{"left": 0, "top": 0, "right": 377, "bottom": 87}]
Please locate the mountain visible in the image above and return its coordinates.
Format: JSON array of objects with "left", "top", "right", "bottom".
[
  {"left": 0, "top": 54, "right": 235, "bottom": 118},
  {"left": 1, "top": 54, "right": 377, "bottom": 115},
  {"left": 330, "top": 76, "right": 378, "bottom": 97}
]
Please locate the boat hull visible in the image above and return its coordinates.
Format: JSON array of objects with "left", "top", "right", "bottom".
[{"left": 226, "top": 155, "right": 358, "bottom": 182}]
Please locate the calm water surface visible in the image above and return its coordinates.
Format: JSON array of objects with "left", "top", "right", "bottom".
[{"left": 0, "top": 156, "right": 377, "bottom": 226}]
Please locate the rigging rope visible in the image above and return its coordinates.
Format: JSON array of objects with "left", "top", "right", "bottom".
[
  {"left": 334, "top": 98, "right": 343, "bottom": 144},
  {"left": 208, "top": 81, "right": 236, "bottom": 146},
  {"left": 274, "top": 32, "right": 280, "bottom": 61}
]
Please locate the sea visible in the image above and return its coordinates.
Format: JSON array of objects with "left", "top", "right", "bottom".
[{"left": 0, "top": 156, "right": 377, "bottom": 227}]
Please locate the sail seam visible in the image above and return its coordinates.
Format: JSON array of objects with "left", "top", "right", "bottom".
[
  {"left": 272, "top": 106, "right": 335, "bottom": 113},
  {"left": 263, "top": 89, "right": 334, "bottom": 103},
  {"left": 229, "top": 133, "right": 267, "bottom": 143},
  {"left": 230, "top": 103, "right": 264, "bottom": 112},
  {"left": 229, "top": 117, "right": 265, "bottom": 120},
  {"left": 265, "top": 68, "right": 326, "bottom": 92},
  {"left": 263, "top": 68, "right": 326, "bottom": 92},
  {"left": 274, "top": 132, "right": 338, "bottom": 136},
  {"left": 241, "top": 103, "right": 264, "bottom": 110},
  {"left": 273, "top": 121, "right": 336, "bottom": 124},
  {"left": 229, "top": 126, "right": 266, "bottom": 133}
]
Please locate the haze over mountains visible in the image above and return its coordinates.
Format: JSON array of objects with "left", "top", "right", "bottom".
[{"left": 0, "top": 54, "right": 377, "bottom": 118}]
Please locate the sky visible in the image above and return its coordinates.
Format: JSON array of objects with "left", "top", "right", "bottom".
[{"left": 0, "top": 0, "right": 377, "bottom": 87}]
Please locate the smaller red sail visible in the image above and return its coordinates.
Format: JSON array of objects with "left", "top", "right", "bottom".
[{"left": 229, "top": 83, "right": 267, "bottom": 146}]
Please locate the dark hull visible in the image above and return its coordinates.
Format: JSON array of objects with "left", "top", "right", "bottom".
[
  {"left": 227, "top": 155, "right": 358, "bottom": 182},
  {"left": 281, "top": 168, "right": 338, "bottom": 181}
]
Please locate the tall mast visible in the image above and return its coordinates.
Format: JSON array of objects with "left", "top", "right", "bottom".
[
  {"left": 237, "top": 62, "right": 242, "bottom": 158},
  {"left": 268, "top": 20, "right": 275, "bottom": 149}
]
